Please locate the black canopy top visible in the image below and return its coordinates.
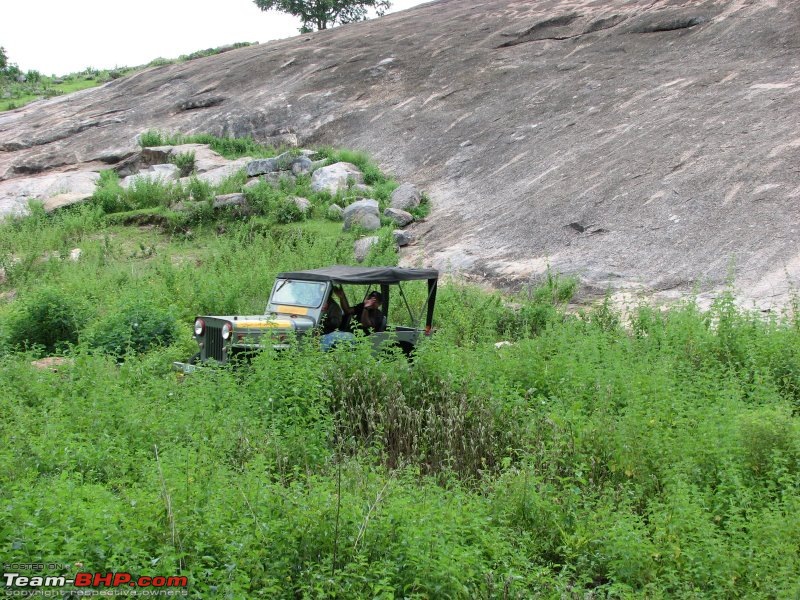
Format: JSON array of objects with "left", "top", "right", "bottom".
[{"left": 276, "top": 266, "right": 439, "bottom": 284}]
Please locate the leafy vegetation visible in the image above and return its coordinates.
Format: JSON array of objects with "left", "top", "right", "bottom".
[
  {"left": 253, "top": 0, "right": 391, "bottom": 32},
  {"left": 0, "top": 43, "right": 255, "bottom": 112},
  {"left": 0, "top": 141, "right": 799, "bottom": 597}
]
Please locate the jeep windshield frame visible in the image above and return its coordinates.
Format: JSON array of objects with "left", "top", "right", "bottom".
[{"left": 270, "top": 279, "right": 327, "bottom": 308}]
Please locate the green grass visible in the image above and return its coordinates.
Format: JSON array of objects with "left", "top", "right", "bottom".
[
  {"left": 138, "top": 130, "right": 281, "bottom": 160},
  {"left": 1, "top": 146, "right": 799, "bottom": 598}
]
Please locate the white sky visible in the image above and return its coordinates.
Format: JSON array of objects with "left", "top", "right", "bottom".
[{"left": 1, "top": 0, "right": 429, "bottom": 76}]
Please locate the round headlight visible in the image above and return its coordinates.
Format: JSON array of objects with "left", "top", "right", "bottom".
[
  {"left": 221, "top": 322, "right": 233, "bottom": 340},
  {"left": 194, "top": 318, "right": 205, "bottom": 336}
]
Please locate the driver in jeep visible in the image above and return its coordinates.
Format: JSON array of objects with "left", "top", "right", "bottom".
[{"left": 335, "top": 288, "right": 385, "bottom": 334}]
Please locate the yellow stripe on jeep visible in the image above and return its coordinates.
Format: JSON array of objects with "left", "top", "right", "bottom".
[
  {"left": 274, "top": 305, "right": 309, "bottom": 316},
  {"left": 236, "top": 320, "right": 293, "bottom": 329}
]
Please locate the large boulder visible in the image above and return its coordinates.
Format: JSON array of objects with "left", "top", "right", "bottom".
[
  {"left": 310, "top": 162, "right": 364, "bottom": 195},
  {"left": 343, "top": 199, "right": 380, "bottom": 231},
  {"left": 0, "top": 171, "right": 100, "bottom": 217},
  {"left": 389, "top": 183, "right": 421, "bottom": 211}
]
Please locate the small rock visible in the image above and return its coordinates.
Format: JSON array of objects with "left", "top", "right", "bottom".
[
  {"left": 390, "top": 183, "right": 421, "bottom": 211},
  {"left": 263, "top": 171, "right": 297, "bottom": 186},
  {"left": 243, "top": 178, "right": 261, "bottom": 189},
  {"left": 494, "top": 341, "right": 514, "bottom": 349},
  {"left": 213, "top": 193, "right": 248, "bottom": 209},
  {"left": 354, "top": 236, "right": 380, "bottom": 263},
  {"left": 30, "top": 356, "right": 72, "bottom": 371},
  {"left": 384, "top": 207, "right": 414, "bottom": 227},
  {"left": 290, "top": 156, "right": 313, "bottom": 175},
  {"left": 139, "top": 145, "right": 174, "bottom": 165},
  {"left": 0, "top": 289, "right": 17, "bottom": 302},
  {"left": 327, "top": 204, "right": 344, "bottom": 220},
  {"left": 392, "top": 229, "right": 414, "bottom": 247},
  {"left": 352, "top": 183, "right": 373, "bottom": 195},
  {"left": 69, "top": 248, "right": 82, "bottom": 261},
  {"left": 311, "top": 162, "right": 364, "bottom": 195},
  {"left": 343, "top": 199, "right": 380, "bottom": 231}
]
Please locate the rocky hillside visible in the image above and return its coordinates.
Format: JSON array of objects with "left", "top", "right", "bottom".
[{"left": 1, "top": 0, "right": 798, "bottom": 308}]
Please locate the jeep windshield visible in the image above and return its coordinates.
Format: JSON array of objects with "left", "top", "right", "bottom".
[{"left": 271, "top": 279, "right": 327, "bottom": 308}]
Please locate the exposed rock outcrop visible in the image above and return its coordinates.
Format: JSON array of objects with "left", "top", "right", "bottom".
[{"left": 0, "top": 0, "right": 798, "bottom": 308}]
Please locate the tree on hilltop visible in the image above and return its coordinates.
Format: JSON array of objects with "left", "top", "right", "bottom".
[{"left": 253, "top": 0, "right": 391, "bottom": 33}]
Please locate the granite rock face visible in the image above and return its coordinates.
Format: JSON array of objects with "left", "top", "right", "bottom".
[{"left": 0, "top": 0, "right": 798, "bottom": 308}]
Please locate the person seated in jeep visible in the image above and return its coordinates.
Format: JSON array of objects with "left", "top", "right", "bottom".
[
  {"left": 320, "top": 287, "right": 344, "bottom": 334},
  {"left": 337, "top": 289, "right": 385, "bottom": 334}
]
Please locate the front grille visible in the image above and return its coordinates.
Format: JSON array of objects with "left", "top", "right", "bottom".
[{"left": 204, "top": 325, "right": 224, "bottom": 361}]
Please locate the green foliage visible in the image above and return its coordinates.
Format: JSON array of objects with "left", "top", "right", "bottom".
[
  {"left": 6, "top": 288, "right": 88, "bottom": 353},
  {"left": 138, "top": 130, "right": 277, "bottom": 159},
  {"left": 3, "top": 143, "right": 800, "bottom": 597},
  {"left": 253, "top": 0, "right": 391, "bottom": 32},
  {"left": 86, "top": 301, "right": 177, "bottom": 357},
  {"left": 170, "top": 151, "right": 196, "bottom": 177},
  {"left": 178, "top": 42, "right": 254, "bottom": 62},
  {"left": 274, "top": 198, "right": 306, "bottom": 224}
]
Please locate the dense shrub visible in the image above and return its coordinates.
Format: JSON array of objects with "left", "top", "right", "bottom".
[
  {"left": 86, "top": 302, "right": 177, "bottom": 357},
  {"left": 6, "top": 288, "right": 87, "bottom": 353}
]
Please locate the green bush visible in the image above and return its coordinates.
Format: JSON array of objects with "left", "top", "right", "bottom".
[
  {"left": 274, "top": 199, "right": 306, "bottom": 224},
  {"left": 171, "top": 151, "right": 195, "bottom": 177},
  {"left": 86, "top": 302, "right": 177, "bottom": 357},
  {"left": 6, "top": 288, "right": 87, "bottom": 353}
]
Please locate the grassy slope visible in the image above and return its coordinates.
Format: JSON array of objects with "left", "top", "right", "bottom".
[{"left": 0, "top": 142, "right": 799, "bottom": 598}]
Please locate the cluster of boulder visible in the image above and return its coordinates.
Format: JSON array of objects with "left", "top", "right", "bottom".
[
  {"left": 119, "top": 144, "right": 423, "bottom": 262},
  {"left": 0, "top": 142, "right": 424, "bottom": 263}
]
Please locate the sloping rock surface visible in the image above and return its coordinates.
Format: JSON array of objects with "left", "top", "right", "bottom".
[{"left": 1, "top": 0, "right": 799, "bottom": 307}]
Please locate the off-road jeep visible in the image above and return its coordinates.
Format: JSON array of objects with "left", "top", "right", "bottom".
[{"left": 173, "top": 266, "right": 438, "bottom": 372}]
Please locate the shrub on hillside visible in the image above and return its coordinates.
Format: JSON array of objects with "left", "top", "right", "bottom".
[
  {"left": 7, "top": 288, "right": 87, "bottom": 353},
  {"left": 87, "top": 302, "right": 177, "bottom": 357}
]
